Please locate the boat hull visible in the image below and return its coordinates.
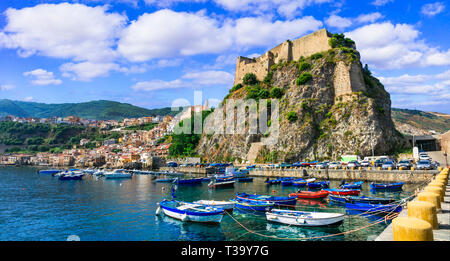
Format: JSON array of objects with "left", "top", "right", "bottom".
[
  {"left": 209, "top": 180, "right": 235, "bottom": 188},
  {"left": 326, "top": 189, "right": 361, "bottom": 196},
  {"left": 289, "top": 190, "right": 329, "bottom": 199},
  {"left": 266, "top": 210, "right": 344, "bottom": 227},
  {"left": 345, "top": 202, "right": 403, "bottom": 213},
  {"left": 236, "top": 193, "right": 297, "bottom": 206},
  {"left": 176, "top": 178, "right": 203, "bottom": 185},
  {"left": 159, "top": 201, "right": 224, "bottom": 223},
  {"left": 370, "top": 182, "right": 404, "bottom": 190},
  {"left": 329, "top": 195, "right": 396, "bottom": 205}
]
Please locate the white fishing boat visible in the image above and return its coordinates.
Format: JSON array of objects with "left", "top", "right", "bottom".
[
  {"left": 102, "top": 169, "right": 132, "bottom": 179},
  {"left": 266, "top": 209, "right": 344, "bottom": 227},
  {"left": 156, "top": 200, "right": 224, "bottom": 223},
  {"left": 193, "top": 200, "right": 235, "bottom": 211}
]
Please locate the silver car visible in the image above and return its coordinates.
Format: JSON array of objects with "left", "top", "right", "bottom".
[
  {"left": 328, "top": 162, "right": 341, "bottom": 169},
  {"left": 416, "top": 160, "right": 432, "bottom": 170}
]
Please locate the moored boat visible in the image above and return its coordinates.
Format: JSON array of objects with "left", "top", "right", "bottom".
[
  {"left": 237, "top": 177, "right": 253, "bottom": 182},
  {"left": 340, "top": 181, "right": 363, "bottom": 189},
  {"left": 328, "top": 194, "right": 396, "bottom": 205},
  {"left": 156, "top": 200, "right": 224, "bottom": 223},
  {"left": 174, "top": 177, "right": 203, "bottom": 185},
  {"left": 102, "top": 169, "right": 133, "bottom": 179},
  {"left": 266, "top": 209, "right": 344, "bottom": 227},
  {"left": 39, "top": 169, "right": 62, "bottom": 175},
  {"left": 325, "top": 188, "right": 361, "bottom": 196},
  {"left": 193, "top": 200, "right": 235, "bottom": 211},
  {"left": 265, "top": 178, "right": 282, "bottom": 185},
  {"left": 370, "top": 182, "right": 404, "bottom": 190},
  {"left": 307, "top": 181, "right": 330, "bottom": 189},
  {"left": 208, "top": 179, "right": 235, "bottom": 188},
  {"left": 236, "top": 192, "right": 297, "bottom": 206},
  {"left": 289, "top": 190, "right": 329, "bottom": 199},
  {"left": 58, "top": 171, "right": 84, "bottom": 180},
  {"left": 232, "top": 199, "right": 274, "bottom": 212}
]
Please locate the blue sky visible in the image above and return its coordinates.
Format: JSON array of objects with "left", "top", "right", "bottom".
[{"left": 0, "top": 0, "right": 449, "bottom": 113}]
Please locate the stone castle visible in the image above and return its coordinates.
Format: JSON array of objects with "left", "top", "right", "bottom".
[{"left": 233, "top": 28, "right": 366, "bottom": 99}]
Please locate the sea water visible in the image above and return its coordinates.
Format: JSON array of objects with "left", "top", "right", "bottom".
[{"left": 0, "top": 166, "right": 417, "bottom": 241}]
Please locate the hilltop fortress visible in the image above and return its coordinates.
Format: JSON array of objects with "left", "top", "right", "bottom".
[{"left": 234, "top": 28, "right": 366, "bottom": 98}]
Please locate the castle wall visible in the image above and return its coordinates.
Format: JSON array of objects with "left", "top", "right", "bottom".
[
  {"left": 233, "top": 29, "right": 332, "bottom": 86},
  {"left": 333, "top": 61, "right": 367, "bottom": 100}
]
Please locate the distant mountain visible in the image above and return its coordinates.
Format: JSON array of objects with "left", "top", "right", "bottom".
[
  {"left": 0, "top": 99, "right": 181, "bottom": 120},
  {"left": 391, "top": 108, "right": 450, "bottom": 135}
]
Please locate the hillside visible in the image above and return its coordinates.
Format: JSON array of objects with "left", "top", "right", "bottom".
[
  {"left": 0, "top": 99, "right": 181, "bottom": 120},
  {"left": 391, "top": 108, "right": 450, "bottom": 135},
  {"left": 196, "top": 32, "right": 408, "bottom": 163}
]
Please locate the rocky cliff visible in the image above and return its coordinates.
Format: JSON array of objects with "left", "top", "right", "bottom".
[{"left": 196, "top": 36, "right": 407, "bottom": 163}]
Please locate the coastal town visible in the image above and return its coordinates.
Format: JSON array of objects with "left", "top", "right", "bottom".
[{"left": 0, "top": 104, "right": 209, "bottom": 169}]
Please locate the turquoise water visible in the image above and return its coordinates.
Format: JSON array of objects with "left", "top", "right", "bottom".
[{"left": 0, "top": 166, "right": 419, "bottom": 241}]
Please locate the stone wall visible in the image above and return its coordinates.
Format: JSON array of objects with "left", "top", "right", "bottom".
[
  {"left": 442, "top": 130, "right": 450, "bottom": 154},
  {"left": 233, "top": 28, "right": 332, "bottom": 86}
]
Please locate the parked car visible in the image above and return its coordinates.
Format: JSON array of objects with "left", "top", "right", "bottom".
[
  {"left": 419, "top": 153, "right": 430, "bottom": 161},
  {"left": 315, "top": 162, "right": 329, "bottom": 169},
  {"left": 397, "top": 160, "right": 412, "bottom": 170},
  {"left": 416, "top": 160, "right": 432, "bottom": 170},
  {"left": 430, "top": 161, "right": 440, "bottom": 170},
  {"left": 328, "top": 162, "right": 341, "bottom": 169},
  {"left": 347, "top": 161, "right": 360, "bottom": 168},
  {"left": 381, "top": 160, "right": 396, "bottom": 170},
  {"left": 360, "top": 160, "right": 371, "bottom": 167},
  {"left": 167, "top": 162, "right": 178, "bottom": 167}
]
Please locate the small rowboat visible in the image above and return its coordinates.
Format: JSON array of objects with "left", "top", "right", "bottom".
[
  {"left": 266, "top": 209, "right": 344, "bottom": 227},
  {"left": 236, "top": 192, "right": 297, "bottom": 206},
  {"left": 329, "top": 194, "right": 396, "bottom": 205},
  {"left": 193, "top": 200, "right": 235, "bottom": 211},
  {"left": 341, "top": 181, "right": 363, "bottom": 189},
  {"left": 370, "top": 182, "right": 404, "bottom": 190},
  {"left": 232, "top": 199, "right": 274, "bottom": 212},
  {"left": 344, "top": 202, "right": 403, "bottom": 213},
  {"left": 265, "top": 178, "right": 282, "bottom": 185},
  {"left": 39, "top": 169, "right": 62, "bottom": 175},
  {"left": 237, "top": 177, "right": 253, "bottom": 182},
  {"left": 325, "top": 188, "right": 361, "bottom": 196},
  {"left": 292, "top": 178, "right": 315, "bottom": 186},
  {"left": 208, "top": 180, "right": 235, "bottom": 188},
  {"left": 289, "top": 190, "right": 329, "bottom": 199},
  {"left": 155, "top": 178, "right": 176, "bottom": 183},
  {"left": 307, "top": 181, "right": 330, "bottom": 189},
  {"left": 174, "top": 178, "right": 203, "bottom": 185},
  {"left": 156, "top": 200, "right": 224, "bottom": 223}
]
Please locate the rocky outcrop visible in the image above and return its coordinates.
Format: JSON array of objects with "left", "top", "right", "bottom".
[{"left": 197, "top": 43, "right": 407, "bottom": 163}]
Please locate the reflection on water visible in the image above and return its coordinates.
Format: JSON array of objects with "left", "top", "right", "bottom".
[{"left": 0, "top": 166, "right": 417, "bottom": 241}]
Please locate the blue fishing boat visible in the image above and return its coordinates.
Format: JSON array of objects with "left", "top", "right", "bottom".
[
  {"left": 156, "top": 200, "right": 224, "bottom": 223},
  {"left": 39, "top": 169, "right": 61, "bottom": 175},
  {"left": 344, "top": 202, "right": 403, "bottom": 213},
  {"left": 265, "top": 178, "right": 282, "bottom": 185},
  {"left": 341, "top": 181, "right": 363, "bottom": 189},
  {"left": 307, "top": 181, "right": 330, "bottom": 189},
  {"left": 329, "top": 194, "right": 396, "bottom": 205},
  {"left": 58, "top": 171, "right": 84, "bottom": 180},
  {"left": 237, "top": 177, "right": 253, "bottom": 182},
  {"left": 232, "top": 199, "right": 274, "bottom": 212},
  {"left": 236, "top": 192, "right": 297, "bottom": 206},
  {"left": 155, "top": 178, "right": 176, "bottom": 183},
  {"left": 174, "top": 177, "right": 203, "bottom": 185},
  {"left": 370, "top": 182, "right": 404, "bottom": 190},
  {"left": 280, "top": 177, "right": 296, "bottom": 186}
]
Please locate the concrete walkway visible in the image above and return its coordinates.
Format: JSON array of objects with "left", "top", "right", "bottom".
[{"left": 375, "top": 175, "right": 450, "bottom": 241}]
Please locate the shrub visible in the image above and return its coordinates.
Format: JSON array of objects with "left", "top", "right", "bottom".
[
  {"left": 229, "top": 83, "right": 243, "bottom": 93},
  {"left": 310, "top": 52, "right": 323, "bottom": 60},
  {"left": 263, "top": 72, "right": 273, "bottom": 84},
  {"left": 298, "top": 61, "right": 310, "bottom": 72},
  {"left": 258, "top": 89, "right": 269, "bottom": 99},
  {"left": 243, "top": 73, "right": 258, "bottom": 85},
  {"left": 286, "top": 111, "right": 298, "bottom": 122},
  {"left": 269, "top": 87, "right": 284, "bottom": 98},
  {"left": 296, "top": 72, "right": 312, "bottom": 85}
]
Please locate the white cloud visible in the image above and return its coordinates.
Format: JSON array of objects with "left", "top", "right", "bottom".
[
  {"left": 0, "top": 3, "right": 127, "bottom": 63},
  {"left": 144, "top": 0, "right": 206, "bottom": 7},
  {"left": 370, "top": 0, "right": 393, "bottom": 6},
  {"left": 0, "top": 84, "right": 15, "bottom": 91},
  {"left": 325, "top": 14, "right": 352, "bottom": 29},
  {"left": 355, "top": 12, "right": 384, "bottom": 23},
  {"left": 118, "top": 9, "right": 233, "bottom": 62},
  {"left": 212, "top": 0, "right": 333, "bottom": 18},
  {"left": 23, "top": 69, "right": 62, "bottom": 85},
  {"left": 132, "top": 70, "right": 234, "bottom": 91},
  {"left": 421, "top": 2, "right": 445, "bottom": 17},
  {"left": 24, "top": 96, "right": 33, "bottom": 101},
  {"left": 346, "top": 22, "right": 450, "bottom": 69},
  {"left": 60, "top": 62, "right": 120, "bottom": 81}
]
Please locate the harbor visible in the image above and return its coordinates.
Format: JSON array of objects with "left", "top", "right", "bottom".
[{"left": 1, "top": 165, "right": 447, "bottom": 241}]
